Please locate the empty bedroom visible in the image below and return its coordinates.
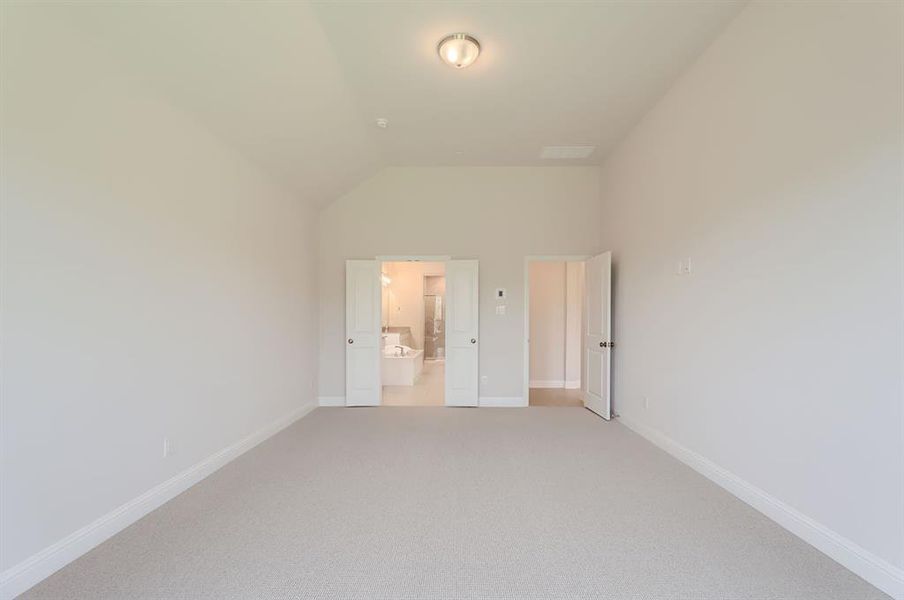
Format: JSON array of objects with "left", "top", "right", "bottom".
[{"left": 1, "top": 1, "right": 902, "bottom": 599}]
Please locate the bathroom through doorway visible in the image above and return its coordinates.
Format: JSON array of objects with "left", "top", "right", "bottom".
[{"left": 380, "top": 261, "right": 445, "bottom": 406}]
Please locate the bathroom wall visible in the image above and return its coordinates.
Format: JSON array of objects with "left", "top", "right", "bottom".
[{"left": 381, "top": 268, "right": 391, "bottom": 330}]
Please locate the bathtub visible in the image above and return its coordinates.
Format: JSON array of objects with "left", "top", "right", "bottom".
[{"left": 382, "top": 347, "right": 424, "bottom": 386}]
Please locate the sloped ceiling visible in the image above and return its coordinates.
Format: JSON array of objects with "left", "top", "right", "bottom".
[{"left": 61, "top": 1, "right": 746, "bottom": 206}]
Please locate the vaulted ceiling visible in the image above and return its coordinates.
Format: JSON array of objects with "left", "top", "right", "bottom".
[{"left": 64, "top": 1, "right": 746, "bottom": 206}]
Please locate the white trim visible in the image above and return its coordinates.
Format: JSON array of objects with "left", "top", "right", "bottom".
[
  {"left": 0, "top": 400, "right": 318, "bottom": 600},
  {"left": 529, "top": 379, "right": 566, "bottom": 388},
  {"left": 523, "top": 255, "right": 592, "bottom": 404},
  {"left": 527, "top": 380, "right": 582, "bottom": 389},
  {"left": 318, "top": 396, "right": 346, "bottom": 407},
  {"left": 375, "top": 255, "right": 452, "bottom": 261},
  {"left": 479, "top": 396, "right": 526, "bottom": 407},
  {"left": 618, "top": 414, "right": 904, "bottom": 600}
]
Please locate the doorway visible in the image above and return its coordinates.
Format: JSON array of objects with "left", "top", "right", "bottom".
[
  {"left": 526, "top": 260, "right": 585, "bottom": 407},
  {"left": 345, "top": 257, "right": 479, "bottom": 407},
  {"left": 523, "top": 252, "right": 612, "bottom": 417},
  {"left": 380, "top": 261, "right": 445, "bottom": 406}
]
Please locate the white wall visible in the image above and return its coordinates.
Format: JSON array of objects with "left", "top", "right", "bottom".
[
  {"left": 1, "top": 4, "right": 317, "bottom": 580},
  {"left": 318, "top": 167, "right": 602, "bottom": 401},
  {"left": 564, "top": 261, "right": 584, "bottom": 388},
  {"left": 529, "top": 262, "right": 567, "bottom": 385},
  {"left": 599, "top": 0, "right": 904, "bottom": 588},
  {"left": 528, "top": 261, "right": 584, "bottom": 388}
]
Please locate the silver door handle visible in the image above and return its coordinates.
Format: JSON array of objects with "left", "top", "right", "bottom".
[
  {"left": 348, "top": 338, "right": 354, "bottom": 344},
  {"left": 470, "top": 338, "right": 476, "bottom": 344}
]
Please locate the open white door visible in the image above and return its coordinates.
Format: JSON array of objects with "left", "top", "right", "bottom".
[
  {"left": 345, "top": 260, "right": 381, "bottom": 406},
  {"left": 583, "top": 252, "right": 612, "bottom": 419},
  {"left": 445, "top": 260, "right": 479, "bottom": 407}
]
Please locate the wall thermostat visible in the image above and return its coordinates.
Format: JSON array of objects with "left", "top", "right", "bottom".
[{"left": 495, "top": 288, "right": 507, "bottom": 300}]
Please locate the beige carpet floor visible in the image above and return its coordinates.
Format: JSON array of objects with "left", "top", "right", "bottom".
[{"left": 22, "top": 408, "right": 888, "bottom": 599}]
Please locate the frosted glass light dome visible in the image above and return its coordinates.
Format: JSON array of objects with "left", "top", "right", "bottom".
[{"left": 437, "top": 34, "right": 480, "bottom": 69}]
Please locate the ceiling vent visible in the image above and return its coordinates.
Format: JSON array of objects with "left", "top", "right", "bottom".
[{"left": 540, "top": 145, "right": 596, "bottom": 159}]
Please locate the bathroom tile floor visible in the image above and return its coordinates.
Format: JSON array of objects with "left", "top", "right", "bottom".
[{"left": 382, "top": 359, "right": 444, "bottom": 406}]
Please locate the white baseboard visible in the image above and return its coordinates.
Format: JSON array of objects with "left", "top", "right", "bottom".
[
  {"left": 479, "top": 396, "right": 526, "bottom": 407},
  {"left": 322, "top": 396, "right": 528, "bottom": 408},
  {"left": 318, "top": 396, "right": 346, "bottom": 407},
  {"left": 529, "top": 380, "right": 581, "bottom": 390},
  {"left": 0, "top": 400, "right": 318, "bottom": 600},
  {"left": 618, "top": 414, "right": 904, "bottom": 600},
  {"left": 529, "top": 379, "right": 564, "bottom": 388}
]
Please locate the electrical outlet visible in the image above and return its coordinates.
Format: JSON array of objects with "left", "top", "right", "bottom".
[
  {"left": 163, "top": 437, "right": 172, "bottom": 458},
  {"left": 480, "top": 375, "right": 488, "bottom": 385},
  {"left": 643, "top": 396, "right": 649, "bottom": 410}
]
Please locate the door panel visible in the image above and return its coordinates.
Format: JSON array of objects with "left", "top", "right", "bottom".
[
  {"left": 346, "top": 260, "right": 381, "bottom": 406},
  {"left": 584, "top": 252, "right": 612, "bottom": 419},
  {"left": 445, "top": 260, "right": 479, "bottom": 407}
]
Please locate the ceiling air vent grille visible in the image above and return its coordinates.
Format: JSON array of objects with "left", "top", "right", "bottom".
[{"left": 540, "top": 145, "right": 596, "bottom": 159}]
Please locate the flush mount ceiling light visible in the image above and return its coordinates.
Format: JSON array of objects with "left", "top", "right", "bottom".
[{"left": 437, "top": 33, "right": 480, "bottom": 69}]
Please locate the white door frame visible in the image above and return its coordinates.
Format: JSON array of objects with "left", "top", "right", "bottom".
[
  {"left": 376, "top": 255, "right": 452, "bottom": 262},
  {"left": 376, "top": 255, "right": 452, "bottom": 405},
  {"left": 523, "top": 255, "right": 591, "bottom": 405}
]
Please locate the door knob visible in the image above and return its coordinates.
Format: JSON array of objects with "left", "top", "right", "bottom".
[
  {"left": 470, "top": 338, "right": 476, "bottom": 344},
  {"left": 348, "top": 338, "right": 354, "bottom": 344},
  {"left": 599, "top": 341, "right": 605, "bottom": 347}
]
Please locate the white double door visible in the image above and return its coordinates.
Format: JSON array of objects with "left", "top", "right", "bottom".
[{"left": 345, "top": 259, "right": 479, "bottom": 407}]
